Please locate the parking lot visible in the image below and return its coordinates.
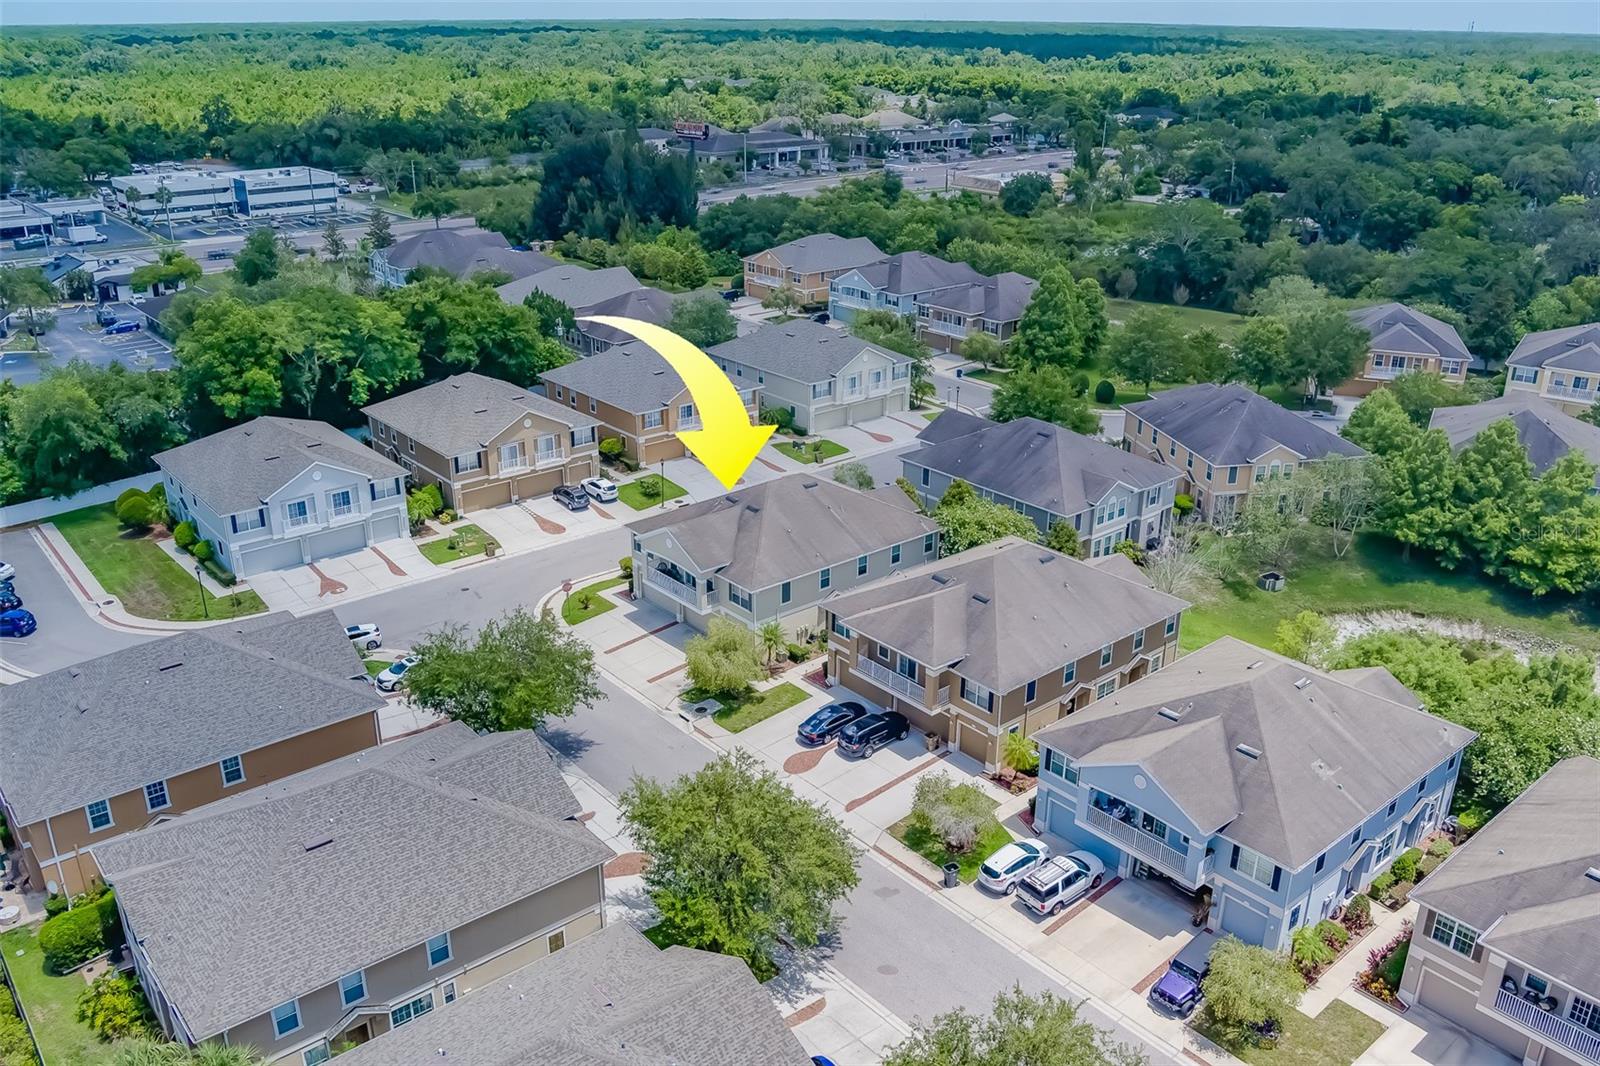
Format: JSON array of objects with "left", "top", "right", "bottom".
[
  {"left": 165, "top": 208, "right": 376, "bottom": 242},
  {"left": 0, "top": 304, "right": 173, "bottom": 384},
  {"left": 0, "top": 214, "right": 152, "bottom": 264}
]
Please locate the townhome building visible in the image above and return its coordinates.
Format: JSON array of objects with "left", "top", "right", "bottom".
[
  {"left": 915, "top": 271, "right": 1036, "bottom": 353},
  {"left": 363, "top": 372, "right": 599, "bottom": 512},
  {"left": 1399, "top": 756, "right": 1600, "bottom": 1066},
  {"left": 0, "top": 611, "right": 383, "bottom": 898},
  {"left": 94, "top": 723, "right": 613, "bottom": 1066},
  {"left": 1430, "top": 393, "right": 1600, "bottom": 487},
  {"left": 708, "top": 320, "right": 911, "bottom": 431},
  {"left": 156, "top": 417, "right": 408, "bottom": 578},
  {"left": 1031, "top": 637, "right": 1475, "bottom": 951},
  {"left": 1343, "top": 302, "right": 1475, "bottom": 397},
  {"left": 334, "top": 922, "right": 811, "bottom": 1066},
  {"left": 1504, "top": 322, "right": 1600, "bottom": 416},
  {"left": 628, "top": 473, "right": 940, "bottom": 632},
  {"left": 1122, "top": 383, "right": 1367, "bottom": 525},
  {"left": 821, "top": 538, "right": 1188, "bottom": 771},
  {"left": 904, "top": 412, "right": 1179, "bottom": 557},
  {"left": 369, "top": 229, "right": 555, "bottom": 288},
  {"left": 495, "top": 264, "right": 675, "bottom": 357},
  {"left": 828, "top": 251, "right": 985, "bottom": 325},
  {"left": 540, "top": 341, "right": 759, "bottom": 465},
  {"left": 742, "top": 233, "right": 885, "bottom": 305}
]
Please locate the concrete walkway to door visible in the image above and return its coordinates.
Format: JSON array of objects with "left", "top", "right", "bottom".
[{"left": 572, "top": 595, "right": 696, "bottom": 708}]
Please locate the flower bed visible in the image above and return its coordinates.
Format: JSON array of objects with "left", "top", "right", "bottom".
[{"left": 1355, "top": 922, "right": 1412, "bottom": 1009}]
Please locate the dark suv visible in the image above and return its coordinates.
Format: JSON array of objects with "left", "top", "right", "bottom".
[
  {"left": 551, "top": 484, "right": 590, "bottom": 511},
  {"left": 796, "top": 701, "right": 868, "bottom": 745},
  {"left": 836, "top": 711, "right": 910, "bottom": 757}
]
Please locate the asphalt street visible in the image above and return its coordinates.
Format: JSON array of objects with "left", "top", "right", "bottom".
[{"left": 0, "top": 527, "right": 153, "bottom": 677}]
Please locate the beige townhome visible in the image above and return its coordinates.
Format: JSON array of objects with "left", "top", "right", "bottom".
[
  {"left": 1123, "top": 383, "right": 1367, "bottom": 526},
  {"left": 363, "top": 372, "right": 599, "bottom": 512},
  {"left": 540, "top": 340, "right": 759, "bottom": 465},
  {"left": 1504, "top": 322, "right": 1600, "bottom": 417},
  {"left": 1342, "top": 302, "right": 1475, "bottom": 397},
  {"left": 1400, "top": 756, "right": 1600, "bottom": 1066},
  {"left": 0, "top": 612, "right": 383, "bottom": 898},
  {"left": 94, "top": 723, "right": 613, "bottom": 1066},
  {"left": 743, "top": 233, "right": 885, "bottom": 306},
  {"left": 821, "top": 537, "right": 1188, "bottom": 771}
]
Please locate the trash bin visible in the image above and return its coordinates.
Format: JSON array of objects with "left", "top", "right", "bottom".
[{"left": 942, "top": 862, "right": 960, "bottom": 889}]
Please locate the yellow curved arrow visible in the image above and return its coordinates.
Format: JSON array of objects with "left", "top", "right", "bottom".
[{"left": 578, "top": 315, "right": 775, "bottom": 489}]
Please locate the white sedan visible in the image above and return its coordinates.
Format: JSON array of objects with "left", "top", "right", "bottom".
[
  {"left": 374, "top": 655, "right": 419, "bottom": 693},
  {"left": 976, "top": 837, "right": 1051, "bottom": 895},
  {"left": 345, "top": 623, "right": 381, "bottom": 650},
  {"left": 0, "top": 561, "right": 14, "bottom": 582},
  {"left": 581, "top": 476, "right": 619, "bottom": 503}
]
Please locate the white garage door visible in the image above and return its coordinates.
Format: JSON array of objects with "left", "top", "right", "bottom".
[
  {"left": 369, "top": 513, "right": 405, "bottom": 543},
  {"left": 305, "top": 523, "right": 369, "bottom": 562},
  {"left": 236, "top": 539, "right": 305, "bottom": 577},
  {"left": 846, "top": 397, "right": 886, "bottom": 424},
  {"left": 1416, "top": 968, "right": 1483, "bottom": 1033},
  {"left": 811, "top": 407, "right": 847, "bottom": 431}
]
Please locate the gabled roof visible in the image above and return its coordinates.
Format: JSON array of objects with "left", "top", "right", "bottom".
[
  {"left": 332, "top": 923, "right": 810, "bottom": 1066},
  {"left": 0, "top": 611, "right": 382, "bottom": 825},
  {"left": 1348, "top": 303, "right": 1473, "bottom": 363},
  {"left": 495, "top": 264, "right": 644, "bottom": 310},
  {"left": 380, "top": 229, "right": 555, "bottom": 281},
  {"left": 1124, "top": 383, "right": 1366, "bottom": 466},
  {"left": 1507, "top": 322, "right": 1600, "bottom": 370},
  {"left": 825, "top": 538, "right": 1188, "bottom": 693},
  {"left": 909, "top": 413, "right": 1176, "bottom": 518},
  {"left": 708, "top": 319, "right": 907, "bottom": 385},
  {"left": 848, "top": 251, "right": 985, "bottom": 297},
  {"left": 94, "top": 724, "right": 611, "bottom": 1041},
  {"left": 153, "top": 416, "right": 405, "bottom": 517},
  {"left": 627, "top": 473, "right": 938, "bottom": 590},
  {"left": 540, "top": 341, "right": 696, "bottom": 414},
  {"left": 362, "top": 372, "right": 595, "bottom": 458},
  {"left": 1410, "top": 756, "right": 1600, "bottom": 997},
  {"left": 751, "top": 233, "right": 886, "bottom": 276},
  {"left": 920, "top": 271, "right": 1037, "bottom": 324},
  {"left": 578, "top": 285, "right": 678, "bottom": 346},
  {"left": 1033, "top": 637, "right": 1475, "bottom": 867},
  {"left": 1430, "top": 393, "right": 1600, "bottom": 485}
]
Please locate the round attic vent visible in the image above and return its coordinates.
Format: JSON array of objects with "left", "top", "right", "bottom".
[
  {"left": 523, "top": 418, "right": 533, "bottom": 428},
  {"left": 1133, "top": 773, "right": 1148, "bottom": 790},
  {"left": 312, "top": 470, "right": 323, "bottom": 481}
]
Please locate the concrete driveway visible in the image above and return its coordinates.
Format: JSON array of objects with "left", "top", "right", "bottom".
[
  {"left": 574, "top": 595, "right": 696, "bottom": 708},
  {"left": 1354, "top": 1003, "right": 1518, "bottom": 1066},
  {"left": 470, "top": 496, "right": 619, "bottom": 555},
  {"left": 249, "top": 540, "right": 435, "bottom": 615}
]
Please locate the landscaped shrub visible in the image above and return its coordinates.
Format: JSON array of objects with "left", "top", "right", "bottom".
[
  {"left": 172, "top": 520, "right": 198, "bottom": 550},
  {"left": 910, "top": 772, "right": 994, "bottom": 852},
  {"left": 1201, "top": 936, "right": 1305, "bottom": 1032},
  {"left": 1342, "top": 893, "right": 1372, "bottom": 933},
  {"left": 1002, "top": 730, "right": 1040, "bottom": 774},
  {"left": 1291, "top": 925, "right": 1335, "bottom": 975},
  {"left": 77, "top": 971, "right": 157, "bottom": 1041},
  {"left": 115, "top": 492, "right": 157, "bottom": 530},
  {"left": 1368, "top": 871, "right": 1396, "bottom": 900},
  {"left": 44, "top": 892, "right": 69, "bottom": 918},
  {"left": 1173, "top": 493, "right": 1195, "bottom": 517},
  {"left": 0, "top": 810, "right": 11, "bottom": 851},
  {"left": 683, "top": 618, "right": 765, "bottom": 697},
  {"left": 0, "top": 986, "right": 38, "bottom": 1066},
  {"left": 619, "top": 556, "right": 633, "bottom": 578},
  {"left": 1093, "top": 379, "right": 1116, "bottom": 404},
  {"left": 1427, "top": 837, "right": 1453, "bottom": 860},
  {"left": 759, "top": 405, "right": 796, "bottom": 433},
  {"left": 1315, "top": 919, "right": 1350, "bottom": 949},
  {"left": 38, "top": 892, "right": 119, "bottom": 972},
  {"left": 201, "top": 558, "right": 237, "bottom": 587},
  {"left": 438, "top": 508, "right": 458, "bottom": 524},
  {"left": 599, "top": 436, "right": 625, "bottom": 461},
  {"left": 1070, "top": 372, "right": 1090, "bottom": 397},
  {"left": 188, "top": 538, "right": 214, "bottom": 563},
  {"left": 407, "top": 483, "right": 445, "bottom": 530},
  {"left": 115, "top": 487, "right": 147, "bottom": 510},
  {"left": 145, "top": 482, "right": 166, "bottom": 507},
  {"left": 1390, "top": 848, "right": 1422, "bottom": 884}
]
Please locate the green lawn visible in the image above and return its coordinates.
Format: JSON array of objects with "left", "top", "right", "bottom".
[
  {"left": 773, "top": 438, "right": 848, "bottom": 464},
  {"left": 682, "top": 682, "right": 809, "bottom": 733},
  {"left": 0, "top": 926, "right": 103, "bottom": 1066},
  {"left": 364, "top": 659, "right": 391, "bottom": 677},
  {"left": 922, "top": 411, "right": 941, "bottom": 421},
  {"left": 1182, "top": 529, "right": 1600, "bottom": 655},
  {"left": 561, "top": 576, "right": 628, "bottom": 625},
  {"left": 642, "top": 923, "right": 777, "bottom": 982},
  {"left": 618, "top": 474, "right": 688, "bottom": 510},
  {"left": 960, "top": 367, "right": 1010, "bottom": 384},
  {"left": 418, "top": 524, "right": 491, "bottom": 564},
  {"left": 1377, "top": 940, "right": 1410, "bottom": 990},
  {"left": 889, "top": 806, "right": 1013, "bottom": 884},
  {"left": 1107, "top": 298, "right": 1247, "bottom": 341},
  {"left": 52, "top": 505, "right": 266, "bottom": 622},
  {"left": 1193, "top": 1002, "right": 1385, "bottom": 1066}
]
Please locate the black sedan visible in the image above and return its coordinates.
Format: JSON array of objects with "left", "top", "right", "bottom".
[
  {"left": 0, "top": 588, "right": 21, "bottom": 613},
  {"left": 796, "top": 701, "right": 868, "bottom": 746}
]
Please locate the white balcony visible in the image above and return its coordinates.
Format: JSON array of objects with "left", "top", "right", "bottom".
[
  {"left": 1084, "top": 804, "right": 1191, "bottom": 880},
  {"left": 1547, "top": 384, "right": 1597, "bottom": 403},
  {"left": 646, "top": 570, "right": 702, "bottom": 607},
  {"left": 851, "top": 657, "right": 949, "bottom": 710},
  {"left": 1492, "top": 989, "right": 1600, "bottom": 1064}
]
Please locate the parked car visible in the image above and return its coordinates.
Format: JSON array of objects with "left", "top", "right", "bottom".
[
  {"left": 95, "top": 307, "right": 118, "bottom": 326},
  {"left": 836, "top": 711, "right": 910, "bottom": 757},
  {"left": 374, "top": 655, "right": 419, "bottom": 692},
  {"left": 104, "top": 320, "right": 141, "bottom": 335},
  {"left": 976, "top": 838, "right": 1051, "bottom": 895},
  {"left": 345, "top": 623, "right": 382, "bottom": 650},
  {"left": 796, "top": 701, "right": 868, "bottom": 746},
  {"left": 810, "top": 311, "right": 830, "bottom": 324},
  {"left": 0, "top": 561, "right": 13, "bottom": 582},
  {"left": 207, "top": 249, "right": 234, "bottom": 260},
  {"left": 0, "top": 588, "right": 22, "bottom": 613},
  {"left": 1148, "top": 932, "right": 1216, "bottom": 1018},
  {"left": 720, "top": 289, "right": 742, "bottom": 301},
  {"left": 552, "top": 484, "right": 590, "bottom": 511},
  {"left": 1015, "top": 851, "right": 1105, "bottom": 916},
  {"left": 0, "top": 609, "right": 37, "bottom": 638},
  {"left": 580, "top": 476, "right": 619, "bottom": 503}
]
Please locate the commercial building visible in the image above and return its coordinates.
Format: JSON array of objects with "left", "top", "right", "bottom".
[{"left": 111, "top": 166, "right": 339, "bottom": 224}]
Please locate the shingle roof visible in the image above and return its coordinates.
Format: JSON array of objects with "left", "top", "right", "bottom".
[
  {"left": 825, "top": 538, "right": 1188, "bottom": 693},
  {"left": 915, "top": 408, "right": 993, "bottom": 445},
  {"left": 496, "top": 264, "right": 644, "bottom": 310},
  {"left": 1429, "top": 393, "right": 1600, "bottom": 485},
  {"left": 0, "top": 611, "right": 382, "bottom": 825},
  {"left": 850, "top": 251, "right": 985, "bottom": 296},
  {"left": 333, "top": 923, "right": 810, "bottom": 1066},
  {"left": 1506, "top": 322, "right": 1600, "bottom": 370},
  {"left": 753, "top": 233, "right": 885, "bottom": 276},
  {"left": 578, "top": 286, "right": 679, "bottom": 346},
  {"left": 1349, "top": 303, "right": 1473, "bottom": 363},
  {"left": 910, "top": 413, "right": 1175, "bottom": 519},
  {"left": 540, "top": 341, "right": 694, "bottom": 414},
  {"left": 920, "top": 272, "right": 1037, "bottom": 323},
  {"left": 363, "top": 372, "right": 595, "bottom": 458},
  {"left": 1124, "top": 383, "right": 1366, "bottom": 466},
  {"left": 708, "top": 319, "right": 906, "bottom": 384},
  {"left": 1411, "top": 756, "right": 1600, "bottom": 996},
  {"left": 381, "top": 229, "right": 555, "bottom": 281},
  {"left": 93, "top": 724, "right": 611, "bottom": 1040},
  {"left": 153, "top": 416, "right": 405, "bottom": 515},
  {"left": 1032, "top": 637, "right": 1476, "bottom": 867},
  {"left": 627, "top": 473, "right": 939, "bottom": 590}
]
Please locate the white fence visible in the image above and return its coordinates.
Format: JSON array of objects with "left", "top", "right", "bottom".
[{"left": 0, "top": 473, "right": 160, "bottom": 529}]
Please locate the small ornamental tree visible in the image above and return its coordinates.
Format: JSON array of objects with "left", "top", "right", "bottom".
[
  {"left": 115, "top": 491, "right": 157, "bottom": 531},
  {"left": 910, "top": 772, "right": 995, "bottom": 851},
  {"left": 885, "top": 986, "right": 1149, "bottom": 1066},
  {"left": 684, "top": 617, "right": 766, "bottom": 697},
  {"left": 1201, "top": 936, "right": 1305, "bottom": 1033},
  {"left": 832, "top": 461, "right": 875, "bottom": 490},
  {"left": 172, "top": 520, "right": 198, "bottom": 550},
  {"left": 77, "top": 972, "right": 158, "bottom": 1041}
]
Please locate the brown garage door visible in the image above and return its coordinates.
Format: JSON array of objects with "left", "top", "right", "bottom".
[
  {"left": 462, "top": 480, "right": 512, "bottom": 511},
  {"left": 513, "top": 469, "right": 561, "bottom": 500},
  {"left": 959, "top": 722, "right": 991, "bottom": 765},
  {"left": 1416, "top": 968, "right": 1527, "bottom": 1056}
]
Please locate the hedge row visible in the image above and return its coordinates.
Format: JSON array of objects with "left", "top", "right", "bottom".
[{"left": 37, "top": 892, "right": 121, "bottom": 973}]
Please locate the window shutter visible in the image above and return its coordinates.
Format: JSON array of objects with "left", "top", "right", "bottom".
[
  {"left": 259, "top": 508, "right": 267, "bottom": 527},
  {"left": 1420, "top": 909, "right": 1435, "bottom": 940},
  {"left": 1471, "top": 942, "right": 1483, "bottom": 964},
  {"left": 230, "top": 514, "right": 237, "bottom": 534},
  {"left": 1230, "top": 845, "right": 1240, "bottom": 870},
  {"left": 370, "top": 482, "right": 376, "bottom": 500},
  {"left": 1270, "top": 866, "right": 1281, "bottom": 892}
]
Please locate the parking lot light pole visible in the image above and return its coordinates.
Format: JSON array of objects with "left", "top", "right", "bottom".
[{"left": 194, "top": 563, "right": 209, "bottom": 619}]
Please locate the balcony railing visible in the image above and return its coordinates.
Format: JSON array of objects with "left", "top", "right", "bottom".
[
  {"left": 1084, "top": 805, "right": 1190, "bottom": 879},
  {"left": 1492, "top": 989, "right": 1600, "bottom": 1064},
  {"left": 646, "top": 570, "right": 702, "bottom": 607},
  {"left": 1547, "top": 384, "right": 1597, "bottom": 402},
  {"left": 851, "top": 657, "right": 948, "bottom": 709},
  {"left": 1364, "top": 366, "right": 1407, "bottom": 380}
]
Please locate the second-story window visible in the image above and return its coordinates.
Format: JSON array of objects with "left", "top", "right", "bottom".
[
  {"left": 643, "top": 410, "right": 664, "bottom": 430},
  {"left": 1025, "top": 680, "right": 1037, "bottom": 703},
  {"left": 86, "top": 799, "right": 114, "bottom": 832},
  {"left": 857, "top": 554, "right": 868, "bottom": 576},
  {"left": 678, "top": 403, "right": 695, "bottom": 422},
  {"left": 820, "top": 567, "right": 831, "bottom": 590},
  {"left": 271, "top": 1000, "right": 301, "bottom": 1038},
  {"left": 284, "top": 498, "right": 313, "bottom": 529},
  {"left": 1429, "top": 913, "right": 1479, "bottom": 956},
  {"left": 453, "top": 452, "right": 483, "bottom": 474},
  {"left": 891, "top": 544, "right": 902, "bottom": 564},
  {"left": 923, "top": 533, "right": 935, "bottom": 554},
  {"left": 338, "top": 970, "right": 366, "bottom": 1007},
  {"left": 498, "top": 442, "right": 525, "bottom": 470},
  {"left": 1099, "top": 644, "right": 1113, "bottom": 667},
  {"left": 220, "top": 755, "right": 245, "bottom": 787},
  {"left": 780, "top": 581, "right": 792, "bottom": 604},
  {"left": 1165, "top": 615, "right": 1178, "bottom": 637},
  {"left": 1062, "top": 662, "right": 1076, "bottom": 685},
  {"left": 144, "top": 780, "right": 171, "bottom": 813},
  {"left": 328, "top": 489, "right": 353, "bottom": 518},
  {"left": 1133, "top": 630, "right": 1145, "bottom": 651},
  {"left": 426, "top": 931, "right": 452, "bottom": 968}
]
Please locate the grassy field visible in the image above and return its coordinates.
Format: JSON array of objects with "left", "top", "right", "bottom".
[
  {"left": 418, "top": 524, "right": 491, "bottom": 564},
  {"left": 364, "top": 659, "right": 390, "bottom": 677},
  {"left": 1182, "top": 530, "right": 1600, "bottom": 655},
  {"left": 1107, "top": 298, "right": 1247, "bottom": 340},
  {"left": 52, "top": 505, "right": 266, "bottom": 622},
  {"left": 0, "top": 926, "right": 102, "bottom": 1066},
  {"left": 773, "top": 438, "right": 848, "bottom": 464},
  {"left": 1193, "top": 1002, "right": 1385, "bottom": 1066},
  {"left": 560, "top": 576, "right": 628, "bottom": 625},
  {"left": 889, "top": 804, "right": 1012, "bottom": 883},
  {"left": 618, "top": 474, "right": 687, "bottom": 511},
  {"left": 681, "top": 681, "right": 808, "bottom": 733}
]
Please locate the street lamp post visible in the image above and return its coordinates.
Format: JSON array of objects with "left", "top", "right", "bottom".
[
  {"left": 193, "top": 563, "right": 210, "bottom": 619},
  {"left": 659, "top": 459, "right": 667, "bottom": 510}
]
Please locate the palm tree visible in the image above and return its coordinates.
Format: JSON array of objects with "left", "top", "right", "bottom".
[
  {"left": 152, "top": 184, "right": 176, "bottom": 239},
  {"left": 758, "top": 621, "right": 786, "bottom": 667}
]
